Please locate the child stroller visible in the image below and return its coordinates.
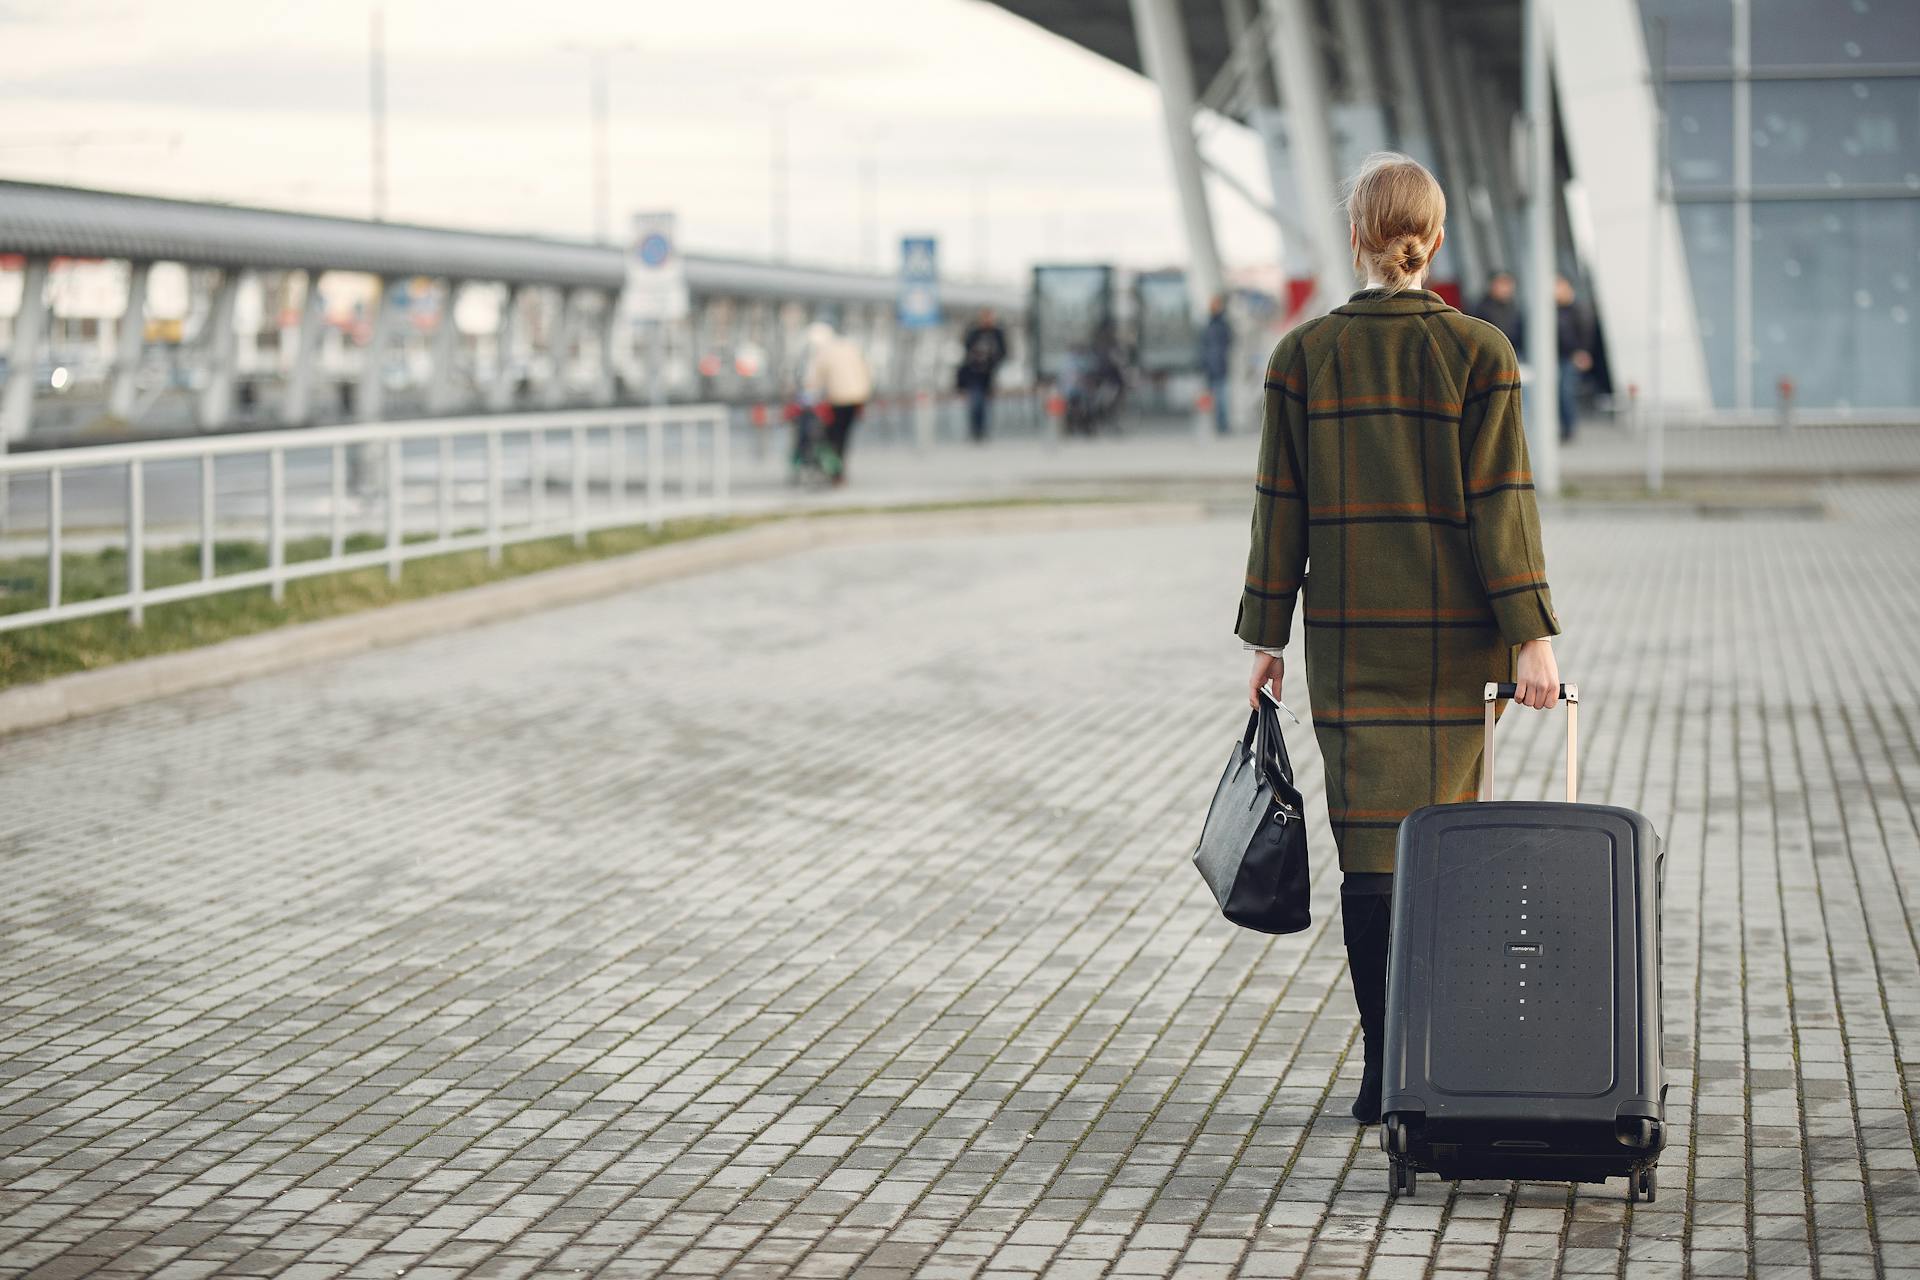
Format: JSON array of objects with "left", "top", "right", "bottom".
[{"left": 786, "top": 397, "right": 842, "bottom": 487}]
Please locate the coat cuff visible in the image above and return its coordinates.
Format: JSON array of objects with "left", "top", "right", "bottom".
[
  {"left": 1235, "top": 590, "right": 1298, "bottom": 650},
  {"left": 1491, "top": 587, "right": 1561, "bottom": 646}
]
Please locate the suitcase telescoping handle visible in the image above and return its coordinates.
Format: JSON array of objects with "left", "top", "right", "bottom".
[{"left": 1480, "top": 681, "right": 1580, "bottom": 803}]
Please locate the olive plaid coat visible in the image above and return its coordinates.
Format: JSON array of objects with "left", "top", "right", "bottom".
[{"left": 1236, "top": 289, "right": 1560, "bottom": 873}]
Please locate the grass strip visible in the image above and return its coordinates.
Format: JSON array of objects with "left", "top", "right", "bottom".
[{"left": 0, "top": 496, "right": 1122, "bottom": 689}]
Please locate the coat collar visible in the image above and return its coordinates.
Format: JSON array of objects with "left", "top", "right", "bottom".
[{"left": 1332, "top": 288, "right": 1454, "bottom": 317}]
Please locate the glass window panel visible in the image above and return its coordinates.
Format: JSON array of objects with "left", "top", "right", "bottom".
[
  {"left": 1667, "top": 82, "right": 1735, "bottom": 190},
  {"left": 1638, "top": 0, "right": 1735, "bottom": 70},
  {"left": 1676, "top": 203, "right": 1736, "bottom": 407},
  {"left": 1751, "top": 78, "right": 1920, "bottom": 189},
  {"left": 1749, "top": 199, "right": 1920, "bottom": 408},
  {"left": 1752, "top": 0, "right": 1920, "bottom": 69}
]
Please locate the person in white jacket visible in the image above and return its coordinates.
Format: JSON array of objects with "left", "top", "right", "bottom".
[{"left": 802, "top": 321, "right": 873, "bottom": 485}]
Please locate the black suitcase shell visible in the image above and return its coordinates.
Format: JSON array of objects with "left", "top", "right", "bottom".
[{"left": 1380, "top": 697, "right": 1666, "bottom": 1199}]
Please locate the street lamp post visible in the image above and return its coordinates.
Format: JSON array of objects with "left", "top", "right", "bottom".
[{"left": 560, "top": 41, "right": 635, "bottom": 244}]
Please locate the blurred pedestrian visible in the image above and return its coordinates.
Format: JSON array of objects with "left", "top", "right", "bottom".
[
  {"left": 1198, "top": 293, "right": 1234, "bottom": 436},
  {"left": 1468, "top": 270, "right": 1525, "bottom": 356},
  {"left": 956, "top": 308, "right": 1008, "bottom": 443},
  {"left": 1555, "top": 275, "right": 1595, "bottom": 443},
  {"left": 803, "top": 320, "right": 872, "bottom": 486}
]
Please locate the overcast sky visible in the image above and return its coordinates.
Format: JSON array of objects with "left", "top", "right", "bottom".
[{"left": 0, "top": 0, "right": 1277, "bottom": 283}]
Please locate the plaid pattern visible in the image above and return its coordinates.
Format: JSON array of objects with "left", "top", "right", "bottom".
[{"left": 1235, "top": 289, "right": 1560, "bottom": 872}]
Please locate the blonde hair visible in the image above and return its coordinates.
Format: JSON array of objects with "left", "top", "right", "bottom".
[{"left": 1344, "top": 152, "right": 1446, "bottom": 295}]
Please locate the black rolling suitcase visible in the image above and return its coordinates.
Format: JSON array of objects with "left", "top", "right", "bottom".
[{"left": 1380, "top": 682, "right": 1666, "bottom": 1201}]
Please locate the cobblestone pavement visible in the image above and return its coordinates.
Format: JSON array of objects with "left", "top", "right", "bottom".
[{"left": 3, "top": 481, "right": 1919, "bottom": 1279}]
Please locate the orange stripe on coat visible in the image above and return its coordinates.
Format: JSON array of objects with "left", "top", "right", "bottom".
[
  {"left": 1309, "top": 501, "right": 1467, "bottom": 520},
  {"left": 1306, "top": 393, "right": 1462, "bottom": 414}
]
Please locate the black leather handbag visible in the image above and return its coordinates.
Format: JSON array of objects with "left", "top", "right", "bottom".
[{"left": 1192, "top": 688, "right": 1311, "bottom": 934}]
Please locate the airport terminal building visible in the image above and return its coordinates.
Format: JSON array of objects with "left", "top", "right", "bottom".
[{"left": 993, "top": 0, "right": 1920, "bottom": 420}]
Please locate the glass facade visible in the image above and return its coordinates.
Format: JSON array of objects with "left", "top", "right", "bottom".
[{"left": 1641, "top": 0, "right": 1920, "bottom": 410}]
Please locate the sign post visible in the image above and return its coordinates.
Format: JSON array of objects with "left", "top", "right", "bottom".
[
  {"left": 897, "top": 236, "right": 940, "bottom": 448},
  {"left": 625, "top": 212, "right": 689, "bottom": 406}
]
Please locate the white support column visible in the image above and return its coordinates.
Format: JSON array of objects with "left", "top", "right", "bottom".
[
  {"left": 427, "top": 278, "right": 464, "bottom": 414},
  {"left": 107, "top": 260, "right": 151, "bottom": 422},
  {"left": 282, "top": 270, "right": 326, "bottom": 426},
  {"left": 1327, "top": 0, "right": 1392, "bottom": 173},
  {"left": 489, "top": 283, "right": 522, "bottom": 412},
  {"left": 359, "top": 275, "right": 396, "bottom": 422},
  {"left": 594, "top": 289, "right": 620, "bottom": 406},
  {"left": 1730, "top": 0, "right": 1752, "bottom": 409},
  {"left": 1379, "top": 0, "right": 1438, "bottom": 166},
  {"left": 1262, "top": 0, "right": 1351, "bottom": 314},
  {"left": 1523, "top": 0, "right": 1561, "bottom": 496},
  {"left": 1551, "top": 0, "right": 1714, "bottom": 416},
  {"left": 1414, "top": 0, "right": 1490, "bottom": 290},
  {"left": 1445, "top": 43, "right": 1509, "bottom": 274},
  {"left": 1, "top": 256, "right": 51, "bottom": 444},
  {"left": 764, "top": 300, "right": 788, "bottom": 392},
  {"left": 1129, "top": 0, "right": 1225, "bottom": 314},
  {"left": 1380, "top": 5, "right": 1466, "bottom": 287},
  {"left": 1329, "top": 0, "right": 1379, "bottom": 104},
  {"left": 542, "top": 287, "right": 577, "bottom": 408},
  {"left": 197, "top": 269, "right": 242, "bottom": 430},
  {"left": 1469, "top": 73, "right": 1525, "bottom": 274},
  {"left": 1220, "top": 0, "right": 1276, "bottom": 111}
]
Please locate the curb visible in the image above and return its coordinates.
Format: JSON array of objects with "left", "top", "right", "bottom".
[{"left": 0, "top": 500, "right": 1208, "bottom": 737}]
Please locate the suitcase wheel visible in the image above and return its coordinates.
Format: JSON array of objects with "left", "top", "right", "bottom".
[
  {"left": 1383, "top": 1114, "right": 1409, "bottom": 1156},
  {"left": 1630, "top": 1165, "right": 1657, "bottom": 1203},
  {"left": 1388, "top": 1156, "right": 1416, "bottom": 1197}
]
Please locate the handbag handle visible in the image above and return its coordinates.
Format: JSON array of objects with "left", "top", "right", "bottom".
[
  {"left": 1256, "top": 693, "right": 1294, "bottom": 789},
  {"left": 1239, "top": 707, "right": 1281, "bottom": 787}
]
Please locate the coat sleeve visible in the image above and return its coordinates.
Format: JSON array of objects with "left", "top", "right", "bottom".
[
  {"left": 1461, "top": 337, "right": 1560, "bottom": 645},
  {"left": 1235, "top": 334, "right": 1309, "bottom": 650}
]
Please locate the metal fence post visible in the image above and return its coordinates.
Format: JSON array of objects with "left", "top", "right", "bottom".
[
  {"left": 386, "top": 437, "right": 403, "bottom": 583},
  {"left": 127, "top": 458, "right": 145, "bottom": 627},
  {"left": 531, "top": 428, "right": 547, "bottom": 527},
  {"left": 437, "top": 434, "right": 454, "bottom": 542},
  {"left": 268, "top": 447, "right": 286, "bottom": 603},
  {"left": 571, "top": 424, "right": 587, "bottom": 547},
  {"left": 46, "top": 469, "right": 61, "bottom": 610},
  {"left": 611, "top": 424, "right": 628, "bottom": 519},
  {"left": 711, "top": 412, "right": 730, "bottom": 516},
  {"left": 486, "top": 429, "right": 503, "bottom": 566},
  {"left": 200, "top": 454, "right": 215, "bottom": 581},
  {"left": 330, "top": 443, "right": 346, "bottom": 559},
  {"left": 647, "top": 417, "right": 665, "bottom": 531}
]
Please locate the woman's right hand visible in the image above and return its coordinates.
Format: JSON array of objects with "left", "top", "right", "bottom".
[
  {"left": 1249, "top": 652, "right": 1284, "bottom": 708},
  {"left": 1513, "top": 638, "right": 1560, "bottom": 709}
]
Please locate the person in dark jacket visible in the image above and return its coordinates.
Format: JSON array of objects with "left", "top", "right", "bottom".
[
  {"left": 956, "top": 309, "right": 1008, "bottom": 443},
  {"left": 1468, "top": 270, "right": 1525, "bottom": 356},
  {"left": 1239, "top": 152, "right": 1561, "bottom": 1125},
  {"left": 1198, "top": 294, "right": 1234, "bottom": 435},
  {"left": 1555, "top": 276, "right": 1595, "bottom": 443}
]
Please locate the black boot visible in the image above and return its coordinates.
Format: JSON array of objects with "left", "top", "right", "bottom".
[{"left": 1341, "top": 889, "right": 1392, "bottom": 1124}]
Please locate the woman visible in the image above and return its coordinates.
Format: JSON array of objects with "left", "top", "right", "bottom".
[
  {"left": 1236, "top": 153, "right": 1562, "bottom": 1124},
  {"left": 802, "top": 321, "right": 873, "bottom": 486}
]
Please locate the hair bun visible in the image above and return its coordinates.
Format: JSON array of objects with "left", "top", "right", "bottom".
[{"left": 1389, "top": 234, "right": 1428, "bottom": 273}]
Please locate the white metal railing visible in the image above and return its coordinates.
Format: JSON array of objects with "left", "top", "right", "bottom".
[{"left": 0, "top": 405, "right": 730, "bottom": 634}]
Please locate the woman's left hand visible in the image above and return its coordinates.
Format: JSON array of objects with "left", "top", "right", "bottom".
[{"left": 1249, "top": 652, "right": 1284, "bottom": 708}]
